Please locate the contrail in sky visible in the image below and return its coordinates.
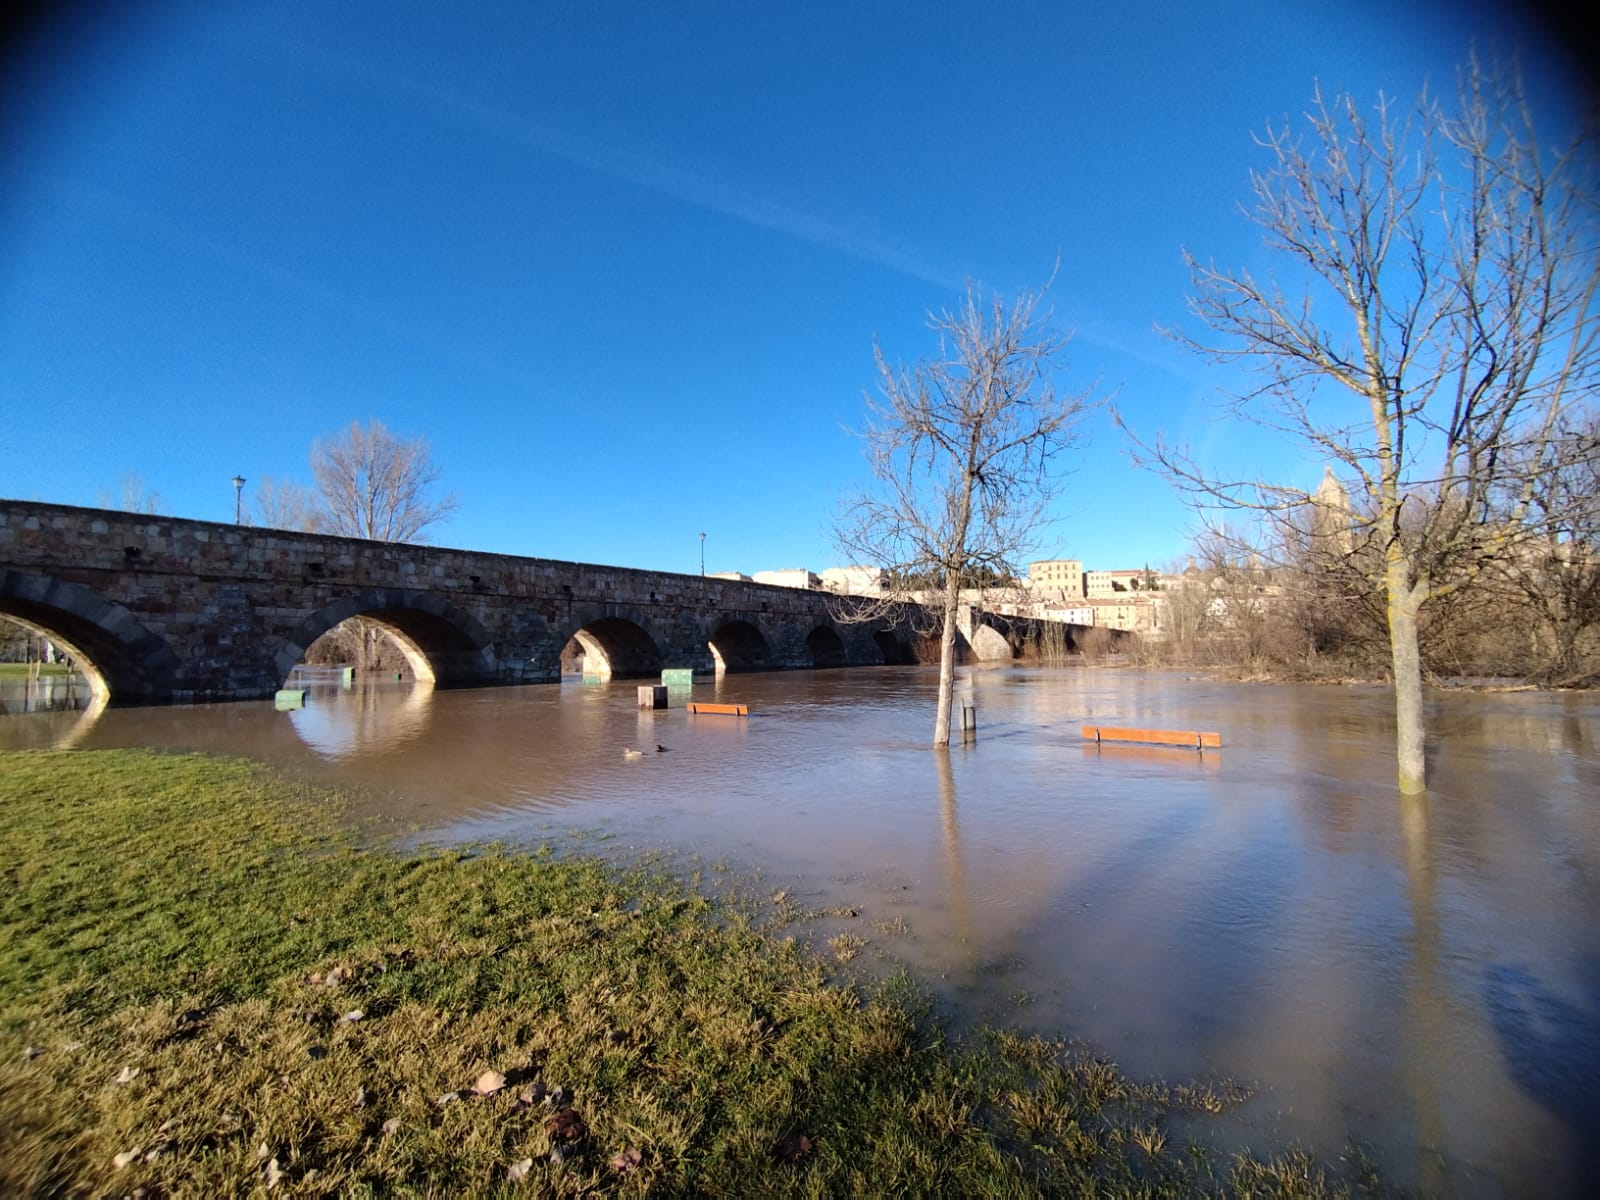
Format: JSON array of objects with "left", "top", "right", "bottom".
[{"left": 265, "top": 35, "right": 961, "bottom": 291}]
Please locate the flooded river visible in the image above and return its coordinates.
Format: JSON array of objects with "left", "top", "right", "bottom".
[{"left": 5, "top": 664, "right": 1598, "bottom": 1195}]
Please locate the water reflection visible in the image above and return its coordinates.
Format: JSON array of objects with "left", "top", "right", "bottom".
[
  {"left": 0, "top": 671, "right": 92, "bottom": 716},
  {"left": 288, "top": 680, "right": 435, "bottom": 759},
  {"left": 51, "top": 691, "right": 108, "bottom": 749},
  {"left": 1079, "top": 741, "right": 1221, "bottom": 769},
  {"left": 4, "top": 666, "right": 1598, "bottom": 1195},
  {"left": 0, "top": 687, "right": 106, "bottom": 749},
  {"left": 1399, "top": 792, "right": 1448, "bottom": 1195},
  {"left": 934, "top": 749, "right": 973, "bottom": 957},
  {"left": 1483, "top": 962, "right": 1600, "bottom": 1195}
]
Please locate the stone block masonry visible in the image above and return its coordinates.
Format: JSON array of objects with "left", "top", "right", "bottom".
[{"left": 1, "top": 500, "right": 922, "bottom": 704}]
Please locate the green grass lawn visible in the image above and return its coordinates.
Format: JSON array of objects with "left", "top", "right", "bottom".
[
  {"left": 0, "top": 749, "right": 1368, "bottom": 1197},
  {"left": 0, "top": 662, "right": 77, "bottom": 677}
]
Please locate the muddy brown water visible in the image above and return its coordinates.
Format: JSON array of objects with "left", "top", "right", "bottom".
[{"left": 6, "top": 664, "right": 1598, "bottom": 1196}]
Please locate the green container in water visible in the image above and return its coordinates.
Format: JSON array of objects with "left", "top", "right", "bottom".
[{"left": 661, "top": 668, "right": 694, "bottom": 688}]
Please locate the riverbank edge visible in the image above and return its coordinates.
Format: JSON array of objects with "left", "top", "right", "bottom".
[
  {"left": 0, "top": 748, "right": 1372, "bottom": 1197},
  {"left": 1097, "top": 657, "right": 1599, "bottom": 692}
]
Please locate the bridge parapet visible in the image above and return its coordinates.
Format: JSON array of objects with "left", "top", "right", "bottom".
[{"left": 1, "top": 500, "right": 926, "bottom": 703}]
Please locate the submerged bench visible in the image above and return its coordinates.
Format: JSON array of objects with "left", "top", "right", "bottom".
[
  {"left": 1081, "top": 725, "right": 1221, "bottom": 750},
  {"left": 687, "top": 702, "right": 749, "bottom": 717}
]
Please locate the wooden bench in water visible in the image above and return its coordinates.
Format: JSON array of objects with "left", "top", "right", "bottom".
[
  {"left": 1081, "top": 724, "right": 1221, "bottom": 750},
  {"left": 687, "top": 702, "right": 749, "bottom": 717}
]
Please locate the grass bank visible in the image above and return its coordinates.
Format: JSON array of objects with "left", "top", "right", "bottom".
[
  {"left": 1, "top": 750, "right": 1364, "bottom": 1196},
  {"left": 0, "top": 663, "right": 76, "bottom": 677}
]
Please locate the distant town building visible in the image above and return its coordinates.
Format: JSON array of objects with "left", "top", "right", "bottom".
[
  {"left": 1021, "top": 560, "right": 1170, "bottom": 629},
  {"left": 775, "top": 555, "right": 1187, "bottom": 634},
  {"left": 1027, "top": 559, "right": 1084, "bottom": 595},
  {"left": 1084, "top": 595, "right": 1161, "bottom": 632},
  {"left": 820, "top": 565, "right": 886, "bottom": 595},
  {"left": 1085, "top": 568, "right": 1157, "bottom": 597},
  {"left": 1040, "top": 602, "right": 1094, "bottom": 625},
  {"left": 707, "top": 571, "right": 752, "bottom": 582},
  {"left": 752, "top": 568, "right": 822, "bottom": 590}
]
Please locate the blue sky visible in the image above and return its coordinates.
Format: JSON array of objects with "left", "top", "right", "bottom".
[{"left": 2, "top": 1, "right": 1587, "bottom": 576}]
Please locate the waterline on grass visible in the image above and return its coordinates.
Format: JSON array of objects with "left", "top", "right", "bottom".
[
  {"left": 1, "top": 749, "right": 1360, "bottom": 1197},
  {"left": 7, "top": 665, "right": 1598, "bottom": 1195}
]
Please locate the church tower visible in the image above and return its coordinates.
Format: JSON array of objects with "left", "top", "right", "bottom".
[{"left": 1309, "top": 466, "right": 1354, "bottom": 557}]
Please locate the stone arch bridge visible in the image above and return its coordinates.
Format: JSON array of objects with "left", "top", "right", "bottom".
[{"left": 0, "top": 501, "right": 1078, "bottom": 705}]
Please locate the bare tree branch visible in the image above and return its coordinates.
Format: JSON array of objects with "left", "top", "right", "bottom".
[
  {"left": 310, "top": 418, "right": 459, "bottom": 543},
  {"left": 96, "top": 473, "right": 161, "bottom": 515},
  {"left": 835, "top": 277, "right": 1099, "bottom": 745},
  {"left": 248, "top": 476, "right": 321, "bottom": 532},
  {"left": 1125, "top": 52, "right": 1600, "bottom": 793}
]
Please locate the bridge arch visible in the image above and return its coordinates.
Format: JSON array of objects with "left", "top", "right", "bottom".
[
  {"left": 708, "top": 619, "right": 770, "bottom": 673},
  {"left": 805, "top": 625, "right": 848, "bottom": 668},
  {"left": 277, "top": 589, "right": 498, "bottom": 687},
  {"left": 872, "top": 629, "right": 912, "bottom": 664},
  {"left": 969, "top": 620, "right": 1015, "bottom": 662},
  {"left": 0, "top": 571, "right": 178, "bottom": 704},
  {"left": 559, "top": 612, "right": 663, "bottom": 680}
]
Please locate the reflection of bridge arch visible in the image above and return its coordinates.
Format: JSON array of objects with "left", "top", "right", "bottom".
[
  {"left": 288, "top": 681, "right": 436, "bottom": 759},
  {"left": 50, "top": 693, "right": 109, "bottom": 748},
  {"left": 277, "top": 590, "right": 497, "bottom": 687},
  {"left": 0, "top": 571, "right": 177, "bottom": 704},
  {"left": 559, "top": 613, "right": 663, "bottom": 680},
  {"left": 806, "top": 625, "right": 848, "bottom": 668},
  {"left": 709, "top": 619, "right": 770, "bottom": 673}
]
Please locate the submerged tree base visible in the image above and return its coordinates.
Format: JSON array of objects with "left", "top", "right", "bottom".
[{"left": 0, "top": 750, "right": 1369, "bottom": 1196}]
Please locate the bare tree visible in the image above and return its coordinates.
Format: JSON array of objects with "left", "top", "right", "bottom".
[
  {"left": 1131, "top": 56, "right": 1600, "bottom": 793},
  {"left": 1145, "top": 557, "right": 1215, "bottom": 663},
  {"left": 1, "top": 616, "right": 33, "bottom": 662},
  {"left": 1492, "top": 412, "right": 1600, "bottom": 681},
  {"left": 247, "top": 476, "right": 321, "bottom": 532},
  {"left": 96, "top": 473, "right": 161, "bottom": 514},
  {"left": 836, "top": 279, "right": 1097, "bottom": 746},
  {"left": 311, "top": 418, "right": 458, "bottom": 542},
  {"left": 299, "top": 419, "right": 456, "bottom": 674},
  {"left": 1188, "top": 526, "right": 1282, "bottom": 664}
]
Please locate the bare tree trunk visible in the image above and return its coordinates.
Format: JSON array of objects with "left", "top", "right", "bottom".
[
  {"left": 1550, "top": 625, "right": 1581, "bottom": 683},
  {"left": 1387, "top": 562, "right": 1427, "bottom": 794},
  {"left": 358, "top": 619, "right": 382, "bottom": 675},
  {"left": 934, "top": 567, "right": 961, "bottom": 746}
]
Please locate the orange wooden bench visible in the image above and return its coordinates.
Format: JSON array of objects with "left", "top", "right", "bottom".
[
  {"left": 687, "top": 702, "right": 749, "bottom": 717},
  {"left": 1081, "top": 725, "right": 1221, "bottom": 750}
]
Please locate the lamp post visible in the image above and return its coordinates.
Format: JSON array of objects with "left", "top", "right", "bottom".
[
  {"left": 232, "top": 475, "right": 245, "bottom": 524},
  {"left": 699, "top": 532, "right": 706, "bottom": 576}
]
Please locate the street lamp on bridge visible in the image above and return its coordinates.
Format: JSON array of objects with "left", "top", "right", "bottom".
[
  {"left": 699, "top": 531, "right": 705, "bottom": 576},
  {"left": 232, "top": 475, "right": 246, "bottom": 524}
]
